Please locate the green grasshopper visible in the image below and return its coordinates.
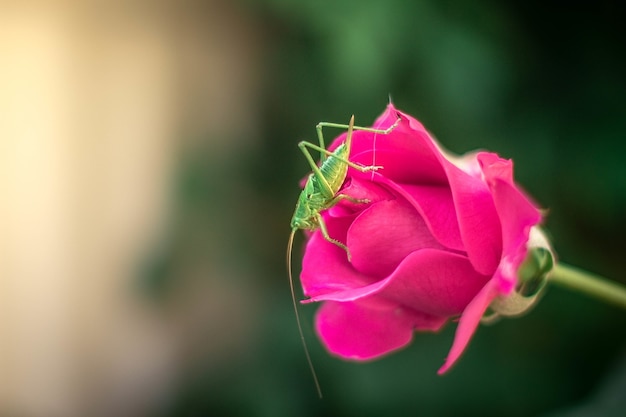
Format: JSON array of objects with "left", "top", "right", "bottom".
[{"left": 286, "top": 114, "right": 399, "bottom": 397}]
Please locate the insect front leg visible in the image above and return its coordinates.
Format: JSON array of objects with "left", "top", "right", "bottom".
[{"left": 316, "top": 213, "right": 351, "bottom": 261}]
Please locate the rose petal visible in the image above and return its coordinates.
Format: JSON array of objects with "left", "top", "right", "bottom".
[
  {"left": 337, "top": 104, "right": 503, "bottom": 275},
  {"left": 300, "top": 230, "right": 374, "bottom": 299},
  {"left": 348, "top": 199, "right": 443, "bottom": 277},
  {"left": 316, "top": 300, "right": 447, "bottom": 361},
  {"left": 444, "top": 149, "right": 483, "bottom": 179},
  {"left": 379, "top": 249, "right": 491, "bottom": 317},
  {"left": 355, "top": 104, "right": 446, "bottom": 183},
  {"left": 440, "top": 160, "right": 502, "bottom": 275},
  {"left": 326, "top": 105, "right": 449, "bottom": 185},
  {"left": 351, "top": 146, "right": 447, "bottom": 185},
  {"left": 317, "top": 209, "right": 355, "bottom": 249},
  {"left": 374, "top": 146, "right": 503, "bottom": 275},
  {"left": 327, "top": 177, "right": 393, "bottom": 218},
  {"left": 438, "top": 278, "right": 500, "bottom": 374},
  {"left": 306, "top": 249, "right": 489, "bottom": 319},
  {"left": 478, "top": 153, "right": 542, "bottom": 292},
  {"left": 437, "top": 155, "right": 541, "bottom": 373},
  {"left": 377, "top": 179, "right": 465, "bottom": 252}
]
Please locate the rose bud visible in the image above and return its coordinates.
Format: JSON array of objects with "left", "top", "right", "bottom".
[{"left": 299, "top": 103, "right": 552, "bottom": 373}]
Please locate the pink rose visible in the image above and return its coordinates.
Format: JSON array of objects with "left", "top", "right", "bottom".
[{"left": 299, "top": 103, "right": 543, "bottom": 373}]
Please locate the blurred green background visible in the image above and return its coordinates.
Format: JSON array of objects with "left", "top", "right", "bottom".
[
  {"left": 1, "top": 1, "right": 624, "bottom": 417},
  {"left": 149, "top": 1, "right": 625, "bottom": 416}
]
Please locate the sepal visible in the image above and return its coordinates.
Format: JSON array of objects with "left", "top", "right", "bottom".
[{"left": 485, "top": 227, "right": 554, "bottom": 321}]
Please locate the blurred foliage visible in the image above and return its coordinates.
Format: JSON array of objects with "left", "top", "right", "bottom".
[{"left": 144, "top": 1, "right": 626, "bottom": 416}]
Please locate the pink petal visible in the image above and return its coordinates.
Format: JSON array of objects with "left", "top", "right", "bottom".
[
  {"left": 379, "top": 249, "right": 491, "bottom": 317},
  {"left": 306, "top": 249, "right": 490, "bottom": 319},
  {"left": 375, "top": 178, "right": 465, "bottom": 252},
  {"left": 326, "top": 105, "right": 449, "bottom": 185},
  {"left": 439, "top": 160, "right": 502, "bottom": 275},
  {"left": 438, "top": 278, "right": 500, "bottom": 374},
  {"left": 327, "top": 177, "right": 393, "bottom": 218},
  {"left": 317, "top": 210, "right": 354, "bottom": 250},
  {"left": 348, "top": 199, "right": 443, "bottom": 277},
  {"left": 478, "top": 153, "right": 542, "bottom": 292},
  {"left": 300, "top": 228, "right": 375, "bottom": 299},
  {"left": 316, "top": 300, "right": 447, "bottom": 361},
  {"left": 437, "top": 155, "right": 541, "bottom": 373},
  {"left": 333, "top": 104, "right": 503, "bottom": 276},
  {"left": 373, "top": 144, "right": 503, "bottom": 276},
  {"left": 350, "top": 145, "right": 447, "bottom": 185}
]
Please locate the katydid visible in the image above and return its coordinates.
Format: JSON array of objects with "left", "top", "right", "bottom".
[{"left": 286, "top": 114, "right": 399, "bottom": 397}]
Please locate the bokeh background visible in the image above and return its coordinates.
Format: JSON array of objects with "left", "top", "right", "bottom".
[{"left": 1, "top": 1, "right": 625, "bottom": 416}]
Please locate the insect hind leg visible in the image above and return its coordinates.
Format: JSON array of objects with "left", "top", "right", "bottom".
[{"left": 329, "top": 193, "right": 371, "bottom": 206}]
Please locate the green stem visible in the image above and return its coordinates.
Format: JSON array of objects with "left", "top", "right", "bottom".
[{"left": 550, "top": 263, "right": 626, "bottom": 310}]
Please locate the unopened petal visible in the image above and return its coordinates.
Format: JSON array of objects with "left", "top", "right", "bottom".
[
  {"left": 348, "top": 199, "right": 443, "bottom": 277},
  {"left": 377, "top": 179, "right": 465, "bottom": 252}
]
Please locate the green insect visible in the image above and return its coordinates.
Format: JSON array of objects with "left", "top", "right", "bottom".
[{"left": 286, "top": 114, "right": 399, "bottom": 397}]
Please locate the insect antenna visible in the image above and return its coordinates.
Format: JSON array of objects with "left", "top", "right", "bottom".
[
  {"left": 287, "top": 228, "right": 323, "bottom": 398},
  {"left": 371, "top": 119, "right": 380, "bottom": 182}
]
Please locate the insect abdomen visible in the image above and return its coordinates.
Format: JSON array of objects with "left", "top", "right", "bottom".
[{"left": 319, "top": 143, "right": 349, "bottom": 195}]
